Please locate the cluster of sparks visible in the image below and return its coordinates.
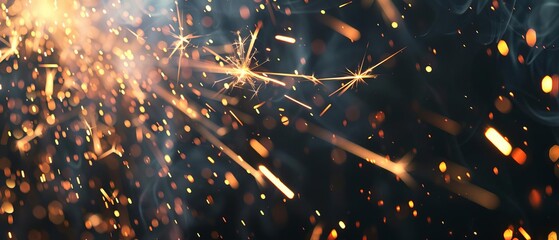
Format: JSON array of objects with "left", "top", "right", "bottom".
[{"left": 0, "top": 0, "right": 558, "bottom": 239}]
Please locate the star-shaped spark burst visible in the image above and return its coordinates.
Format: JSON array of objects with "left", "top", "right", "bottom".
[
  {"left": 196, "top": 24, "right": 319, "bottom": 94},
  {"left": 0, "top": 30, "right": 20, "bottom": 63},
  {"left": 318, "top": 47, "right": 406, "bottom": 96},
  {"left": 169, "top": 1, "right": 201, "bottom": 81}
]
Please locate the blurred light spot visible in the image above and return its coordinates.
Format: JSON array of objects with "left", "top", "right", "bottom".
[
  {"left": 542, "top": 75, "right": 553, "bottom": 93},
  {"left": 439, "top": 161, "right": 447, "bottom": 173},
  {"left": 425, "top": 65, "right": 432, "bottom": 72},
  {"left": 511, "top": 147, "right": 526, "bottom": 165},
  {"left": 549, "top": 145, "right": 559, "bottom": 162},
  {"left": 526, "top": 28, "right": 537, "bottom": 47},
  {"left": 497, "top": 40, "right": 509, "bottom": 56}
]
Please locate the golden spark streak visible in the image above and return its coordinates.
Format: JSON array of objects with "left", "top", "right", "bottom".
[
  {"left": 38, "top": 64, "right": 59, "bottom": 68},
  {"left": 274, "top": 35, "right": 296, "bottom": 44},
  {"left": 415, "top": 105, "right": 461, "bottom": 135},
  {"left": 152, "top": 86, "right": 264, "bottom": 183},
  {"left": 253, "top": 101, "right": 266, "bottom": 109},
  {"left": 100, "top": 188, "right": 113, "bottom": 204},
  {"left": 284, "top": 94, "right": 312, "bottom": 110},
  {"left": 339, "top": 1, "right": 353, "bottom": 8},
  {"left": 229, "top": 110, "right": 244, "bottom": 126},
  {"left": 319, "top": 104, "right": 332, "bottom": 117},
  {"left": 259, "top": 165, "right": 295, "bottom": 199},
  {"left": 485, "top": 127, "right": 512, "bottom": 156}
]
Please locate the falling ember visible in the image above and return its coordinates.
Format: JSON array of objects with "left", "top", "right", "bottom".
[
  {"left": 526, "top": 28, "right": 537, "bottom": 47},
  {"left": 485, "top": 127, "right": 512, "bottom": 156},
  {"left": 258, "top": 165, "right": 295, "bottom": 199},
  {"left": 497, "top": 40, "right": 509, "bottom": 56},
  {"left": 275, "top": 35, "right": 296, "bottom": 44},
  {"left": 542, "top": 75, "right": 553, "bottom": 93}
]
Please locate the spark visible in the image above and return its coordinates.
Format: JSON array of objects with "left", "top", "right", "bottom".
[
  {"left": 169, "top": 2, "right": 201, "bottom": 81},
  {"left": 339, "top": 1, "right": 353, "bottom": 8},
  {"left": 229, "top": 110, "right": 244, "bottom": 126},
  {"left": 485, "top": 127, "right": 512, "bottom": 156},
  {"left": 284, "top": 94, "right": 312, "bottom": 110},
  {"left": 196, "top": 25, "right": 319, "bottom": 92},
  {"left": 249, "top": 139, "right": 269, "bottom": 158},
  {"left": 258, "top": 165, "right": 295, "bottom": 199},
  {"left": 274, "top": 35, "right": 296, "bottom": 44},
  {"left": 319, "top": 104, "right": 332, "bottom": 117},
  {"left": 318, "top": 47, "right": 405, "bottom": 96}
]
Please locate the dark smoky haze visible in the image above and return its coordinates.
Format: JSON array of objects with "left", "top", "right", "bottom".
[{"left": 0, "top": 0, "right": 559, "bottom": 239}]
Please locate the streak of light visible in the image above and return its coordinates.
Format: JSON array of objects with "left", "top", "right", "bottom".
[
  {"left": 98, "top": 142, "right": 122, "bottom": 160},
  {"left": 307, "top": 123, "right": 415, "bottom": 186},
  {"left": 229, "top": 110, "right": 244, "bottom": 126},
  {"left": 250, "top": 139, "right": 269, "bottom": 158},
  {"left": 195, "top": 125, "right": 264, "bottom": 185},
  {"left": 518, "top": 227, "right": 532, "bottom": 240},
  {"left": 377, "top": 0, "right": 400, "bottom": 23},
  {"left": 253, "top": 101, "right": 266, "bottom": 109},
  {"left": 339, "top": 1, "right": 352, "bottom": 8},
  {"left": 152, "top": 85, "right": 228, "bottom": 136},
  {"left": 38, "top": 64, "right": 59, "bottom": 68},
  {"left": 274, "top": 35, "right": 296, "bottom": 44},
  {"left": 258, "top": 165, "right": 295, "bottom": 199},
  {"left": 310, "top": 224, "right": 323, "bottom": 240},
  {"left": 444, "top": 180, "right": 500, "bottom": 209},
  {"left": 317, "top": 15, "right": 361, "bottom": 42},
  {"left": 319, "top": 104, "right": 332, "bottom": 117},
  {"left": 485, "top": 127, "right": 512, "bottom": 156},
  {"left": 45, "top": 69, "right": 56, "bottom": 98},
  {"left": 225, "top": 172, "right": 239, "bottom": 189},
  {"left": 100, "top": 188, "right": 114, "bottom": 204},
  {"left": 284, "top": 94, "right": 312, "bottom": 110},
  {"left": 415, "top": 105, "right": 461, "bottom": 135}
]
